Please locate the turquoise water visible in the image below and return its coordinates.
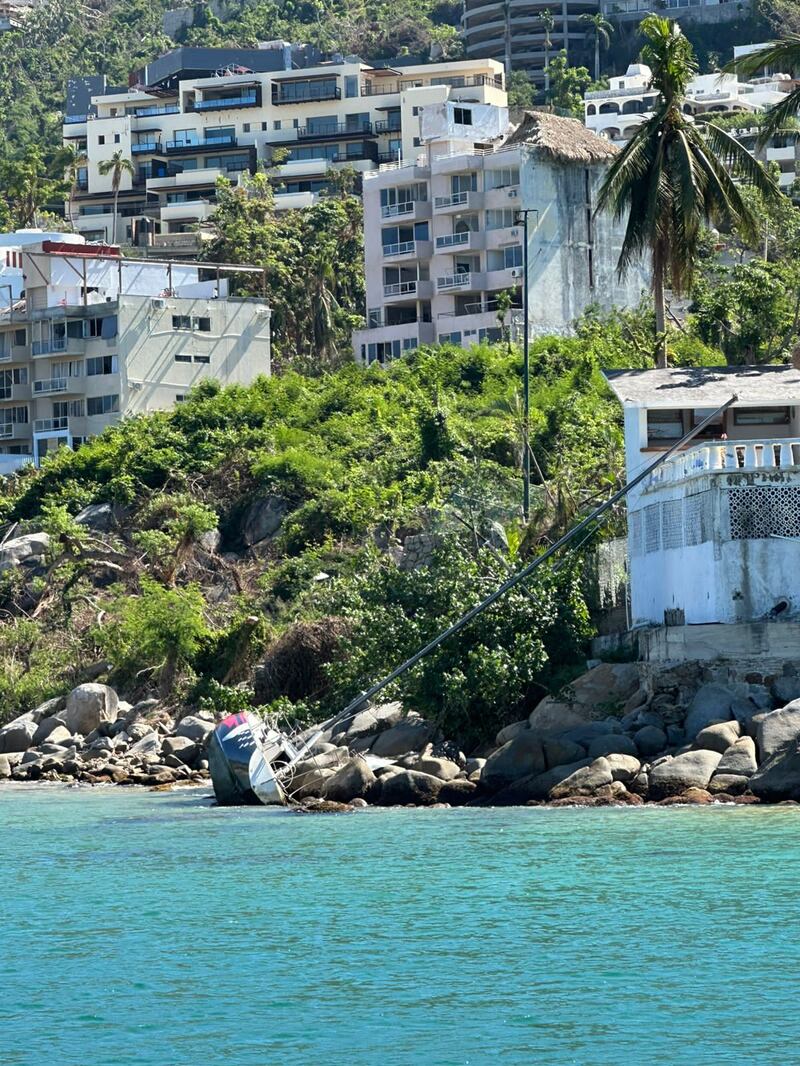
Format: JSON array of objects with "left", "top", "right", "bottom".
[{"left": 2, "top": 787, "right": 800, "bottom": 1065}]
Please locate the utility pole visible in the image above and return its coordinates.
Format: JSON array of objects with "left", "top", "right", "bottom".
[{"left": 516, "top": 208, "right": 536, "bottom": 521}]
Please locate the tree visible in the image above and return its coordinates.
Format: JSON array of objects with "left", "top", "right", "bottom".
[
  {"left": 596, "top": 16, "right": 779, "bottom": 367},
  {"left": 57, "top": 143, "right": 87, "bottom": 228},
  {"left": 580, "top": 11, "right": 613, "bottom": 82},
  {"left": 546, "top": 52, "right": 593, "bottom": 117},
  {"left": 507, "top": 70, "right": 536, "bottom": 109},
  {"left": 0, "top": 146, "right": 67, "bottom": 228},
  {"left": 725, "top": 34, "right": 800, "bottom": 144},
  {"left": 541, "top": 8, "right": 555, "bottom": 104},
  {"left": 98, "top": 149, "right": 134, "bottom": 245}
]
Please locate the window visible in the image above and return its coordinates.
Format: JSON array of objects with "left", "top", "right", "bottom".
[
  {"left": 98, "top": 135, "right": 105, "bottom": 145},
  {"left": 173, "top": 315, "right": 191, "bottom": 331},
  {"left": 13, "top": 329, "right": 26, "bottom": 346},
  {"left": 486, "top": 167, "right": 519, "bottom": 190},
  {"left": 413, "top": 136, "right": 422, "bottom": 147},
  {"left": 193, "top": 354, "right": 210, "bottom": 364},
  {"left": 412, "top": 106, "right": 420, "bottom": 117},
  {"left": 175, "top": 394, "right": 186, "bottom": 403},
  {"left": 53, "top": 400, "right": 84, "bottom": 418},
  {"left": 451, "top": 173, "right": 478, "bottom": 194},
  {"left": 453, "top": 107, "right": 473, "bottom": 126},
  {"left": 204, "top": 153, "right": 250, "bottom": 171},
  {"left": 53, "top": 360, "right": 82, "bottom": 378},
  {"left": 292, "top": 118, "right": 299, "bottom": 129},
  {"left": 86, "top": 355, "right": 118, "bottom": 376},
  {"left": 345, "top": 75, "right": 359, "bottom": 98},
  {"left": 486, "top": 208, "right": 516, "bottom": 229},
  {"left": 262, "top": 121, "right": 269, "bottom": 131},
  {"left": 114, "top": 133, "right": 120, "bottom": 144},
  {"left": 243, "top": 123, "right": 251, "bottom": 133},
  {"left": 0, "top": 406, "right": 28, "bottom": 424},
  {"left": 733, "top": 407, "right": 792, "bottom": 426},
  {"left": 273, "top": 120, "right": 281, "bottom": 130},
  {"left": 172, "top": 315, "right": 211, "bottom": 332},
  {"left": 84, "top": 316, "right": 117, "bottom": 339},
  {"left": 87, "top": 394, "right": 119, "bottom": 416},
  {"left": 174, "top": 353, "right": 192, "bottom": 363},
  {"left": 647, "top": 409, "right": 684, "bottom": 442}
]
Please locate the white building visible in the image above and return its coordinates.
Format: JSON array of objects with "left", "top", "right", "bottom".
[
  {"left": 606, "top": 365, "right": 800, "bottom": 629},
  {"left": 353, "top": 108, "right": 649, "bottom": 363},
  {"left": 584, "top": 61, "right": 799, "bottom": 186},
  {"left": 64, "top": 47, "right": 506, "bottom": 253},
  {"left": 0, "top": 235, "right": 270, "bottom": 471}
]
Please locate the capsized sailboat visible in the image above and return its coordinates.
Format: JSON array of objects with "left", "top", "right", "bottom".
[{"left": 207, "top": 711, "right": 304, "bottom": 806}]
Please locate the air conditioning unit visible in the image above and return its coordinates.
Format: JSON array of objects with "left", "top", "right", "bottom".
[
  {"left": 510, "top": 228, "right": 519, "bottom": 237},
  {"left": 508, "top": 188, "right": 518, "bottom": 198},
  {"left": 151, "top": 297, "right": 167, "bottom": 309},
  {"left": 510, "top": 267, "right": 523, "bottom": 278}
]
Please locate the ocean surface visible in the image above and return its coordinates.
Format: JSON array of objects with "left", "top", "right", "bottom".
[{"left": 2, "top": 786, "right": 800, "bottom": 1066}]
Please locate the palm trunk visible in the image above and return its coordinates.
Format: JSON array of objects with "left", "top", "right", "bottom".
[
  {"left": 544, "top": 41, "right": 550, "bottom": 103},
  {"left": 561, "top": 0, "right": 569, "bottom": 62},
  {"left": 595, "top": 37, "right": 600, "bottom": 82},
  {"left": 653, "top": 248, "right": 667, "bottom": 369},
  {"left": 112, "top": 186, "right": 119, "bottom": 245}
]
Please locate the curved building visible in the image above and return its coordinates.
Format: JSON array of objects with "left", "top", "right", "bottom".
[{"left": 462, "top": 0, "right": 600, "bottom": 85}]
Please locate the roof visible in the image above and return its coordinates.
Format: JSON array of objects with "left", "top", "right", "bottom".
[
  {"left": 604, "top": 365, "right": 800, "bottom": 408},
  {"left": 503, "top": 110, "right": 619, "bottom": 163}
]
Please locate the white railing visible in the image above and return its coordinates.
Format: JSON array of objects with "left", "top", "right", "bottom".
[
  {"left": 437, "top": 272, "right": 471, "bottom": 289},
  {"left": 434, "top": 191, "right": 469, "bottom": 209},
  {"left": 646, "top": 437, "right": 800, "bottom": 488},
  {"left": 382, "top": 240, "right": 416, "bottom": 257},
  {"left": 33, "top": 378, "right": 68, "bottom": 395},
  {"left": 380, "top": 201, "right": 416, "bottom": 218},
  {"left": 33, "top": 417, "right": 69, "bottom": 434},
  {"left": 436, "top": 231, "right": 470, "bottom": 248},
  {"left": 383, "top": 281, "right": 418, "bottom": 297}
]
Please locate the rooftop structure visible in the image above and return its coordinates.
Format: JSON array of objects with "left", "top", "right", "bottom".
[
  {"left": 605, "top": 364, "right": 800, "bottom": 627},
  {"left": 63, "top": 50, "right": 506, "bottom": 254},
  {"left": 600, "top": 0, "right": 745, "bottom": 24},
  {"left": 353, "top": 108, "right": 649, "bottom": 364},
  {"left": 0, "top": 234, "right": 271, "bottom": 473}
]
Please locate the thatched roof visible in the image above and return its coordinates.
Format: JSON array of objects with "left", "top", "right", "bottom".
[{"left": 504, "top": 110, "right": 619, "bottom": 164}]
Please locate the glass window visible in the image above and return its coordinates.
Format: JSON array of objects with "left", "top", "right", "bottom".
[
  {"left": 87, "top": 394, "right": 119, "bottom": 416},
  {"left": 453, "top": 107, "right": 473, "bottom": 126},
  {"left": 345, "top": 75, "right": 359, "bottom": 98},
  {"left": 647, "top": 409, "right": 684, "bottom": 441},
  {"left": 86, "top": 355, "right": 118, "bottom": 376},
  {"left": 733, "top": 407, "right": 791, "bottom": 426},
  {"left": 13, "top": 329, "right": 26, "bottom": 346}
]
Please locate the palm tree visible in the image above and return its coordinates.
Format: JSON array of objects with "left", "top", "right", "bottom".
[
  {"left": 580, "top": 11, "right": 613, "bottom": 83},
  {"left": 98, "top": 150, "right": 134, "bottom": 244},
  {"left": 541, "top": 8, "right": 555, "bottom": 104},
  {"left": 596, "top": 16, "right": 779, "bottom": 367},
  {"left": 60, "top": 144, "right": 87, "bottom": 228},
  {"left": 725, "top": 35, "right": 800, "bottom": 145}
]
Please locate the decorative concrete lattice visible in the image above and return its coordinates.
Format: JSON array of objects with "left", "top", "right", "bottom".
[
  {"left": 662, "top": 499, "right": 684, "bottom": 550},
  {"left": 645, "top": 503, "right": 661, "bottom": 554},
  {"left": 629, "top": 511, "right": 642, "bottom": 557},
  {"left": 685, "top": 492, "right": 711, "bottom": 546},
  {"left": 728, "top": 486, "right": 800, "bottom": 540}
]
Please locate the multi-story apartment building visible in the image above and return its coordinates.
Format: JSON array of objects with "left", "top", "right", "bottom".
[
  {"left": 63, "top": 45, "right": 506, "bottom": 255},
  {"left": 0, "top": 235, "right": 271, "bottom": 472},
  {"left": 600, "top": 0, "right": 742, "bottom": 24},
  {"left": 353, "top": 104, "right": 650, "bottom": 364},
  {"left": 584, "top": 62, "right": 799, "bottom": 188},
  {"left": 462, "top": 0, "right": 599, "bottom": 85}
]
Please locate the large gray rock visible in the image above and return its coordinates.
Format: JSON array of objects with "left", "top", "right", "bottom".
[
  {"left": 0, "top": 753, "right": 11, "bottom": 778},
  {"left": 437, "top": 779, "right": 477, "bottom": 806},
  {"left": 127, "top": 731, "right": 162, "bottom": 757},
  {"left": 64, "top": 683, "right": 118, "bottom": 736},
  {"left": 323, "top": 756, "right": 376, "bottom": 803},
  {"left": 369, "top": 716, "right": 433, "bottom": 757},
  {"left": 587, "top": 733, "right": 638, "bottom": 759},
  {"left": 175, "top": 715, "right": 214, "bottom": 744},
  {"left": 695, "top": 720, "right": 741, "bottom": 755},
  {"left": 332, "top": 701, "right": 404, "bottom": 743},
  {"left": 708, "top": 774, "right": 749, "bottom": 796},
  {"left": 757, "top": 703, "right": 800, "bottom": 762},
  {"left": 750, "top": 746, "right": 800, "bottom": 800},
  {"left": 0, "top": 531, "right": 50, "bottom": 572},
  {"left": 481, "top": 732, "right": 546, "bottom": 791},
  {"left": 293, "top": 766, "right": 335, "bottom": 800},
  {"left": 0, "top": 714, "right": 37, "bottom": 754},
  {"left": 684, "top": 684, "right": 735, "bottom": 739},
  {"left": 32, "top": 715, "right": 67, "bottom": 746},
  {"left": 649, "top": 749, "right": 723, "bottom": 799},
  {"left": 491, "top": 759, "right": 593, "bottom": 805},
  {"left": 716, "top": 736, "right": 757, "bottom": 777},
  {"left": 75, "top": 503, "right": 116, "bottom": 531},
  {"left": 414, "top": 756, "right": 462, "bottom": 781},
  {"left": 549, "top": 757, "right": 613, "bottom": 799},
  {"left": 542, "top": 736, "right": 585, "bottom": 769},
  {"left": 378, "top": 769, "right": 442, "bottom": 806},
  {"left": 561, "top": 720, "right": 622, "bottom": 746},
  {"left": 495, "top": 719, "right": 530, "bottom": 747},
  {"left": 605, "top": 753, "right": 641, "bottom": 783},
  {"left": 771, "top": 676, "right": 800, "bottom": 706},
  {"left": 634, "top": 724, "right": 668, "bottom": 757},
  {"left": 528, "top": 662, "right": 640, "bottom": 735},
  {"left": 242, "top": 495, "right": 287, "bottom": 546},
  {"left": 45, "top": 725, "right": 73, "bottom": 748},
  {"left": 162, "top": 736, "right": 198, "bottom": 764}
]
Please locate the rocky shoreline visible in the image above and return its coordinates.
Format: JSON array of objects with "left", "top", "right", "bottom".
[{"left": 5, "top": 661, "right": 800, "bottom": 809}]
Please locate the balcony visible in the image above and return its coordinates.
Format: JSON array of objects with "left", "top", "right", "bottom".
[
  {"left": 31, "top": 338, "right": 67, "bottom": 356},
  {"left": 375, "top": 121, "right": 402, "bottom": 135},
  {"left": 132, "top": 141, "right": 160, "bottom": 154},
  {"left": 382, "top": 240, "right": 416, "bottom": 257},
  {"left": 133, "top": 104, "right": 180, "bottom": 118},
  {"left": 435, "top": 231, "right": 470, "bottom": 249},
  {"left": 33, "top": 378, "right": 69, "bottom": 395},
  {"left": 64, "top": 114, "right": 89, "bottom": 125},
  {"left": 383, "top": 279, "right": 433, "bottom": 300},
  {"left": 434, "top": 190, "right": 484, "bottom": 213},
  {"left": 361, "top": 73, "right": 503, "bottom": 97},
  {"left": 194, "top": 92, "right": 258, "bottom": 111},
  {"left": 297, "top": 121, "right": 373, "bottom": 140},
  {"left": 272, "top": 85, "right": 341, "bottom": 105},
  {"left": 33, "top": 417, "right": 69, "bottom": 434},
  {"left": 0, "top": 383, "right": 31, "bottom": 402},
  {"left": 164, "top": 135, "right": 237, "bottom": 153},
  {"left": 437, "top": 272, "right": 475, "bottom": 291},
  {"left": 645, "top": 438, "right": 800, "bottom": 491}
]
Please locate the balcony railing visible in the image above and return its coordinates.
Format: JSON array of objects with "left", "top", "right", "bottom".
[
  {"left": 64, "top": 114, "right": 88, "bottom": 124},
  {"left": 33, "top": 417, "right": 69, "bottom": 434},
  {"left": 194, "top": 93, "right": 258, "bottom": 111},
  {"left": 434, "top": 191, "right": 470, "bottom": 209},
  {"left": 31, "top": 338, "right": 67, "bottom": 356},
  {"left": 33, "top": 378, "right": 69, "bottom": 395},
  {"left": 133, "top": 104, "right": 180, "bottom": 118},
  {"left": 646, "top": 437, "right": 800, "bottom": 489},
  {"left": 382, "top": 240, "right": 416, "bottom": 257},
  {"left": 375, "top": 121, "right": 402, "bottom": 135},
  {"left": 437, "top": 272, "right": 472, "bottom": 289},
  {"left": 383, "top": 280, "right": 418, "bottom": 297},
  {"left": 164, "top": 135, "right": 237, "bottom": 151},
  {"left": 132, "top": 141, "right": 160, "bottom": 154},
  {"left": 380, "top": 201, "right": 417, "bottom": 219},
  {"left": 297, "top": 121, "right": 372, "bottom": 140},
  {"left": 435, "top": 231, "right": 470, "bottom": 249},
  {"left": 272, "top": 85, "right": 341, "bottom": 105},
  {"left": 361, "top": 74, "right": 503, "bottom": 96}
]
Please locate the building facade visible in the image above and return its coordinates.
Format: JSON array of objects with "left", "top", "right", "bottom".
[
  {"left": 0, "top": 237, "right": 270, "bottom": 470},
  {"left": 353, "top": 108, "right": 649, "bottom": 364},
  {"left": 63, "top": 46, "right": 506, "bottom": 254},
  {"left": 600, "top": 0, "right": 743, "bottom": 24},
  {"left": 606, "top": 365, "right": 800, "bottom": 627}
]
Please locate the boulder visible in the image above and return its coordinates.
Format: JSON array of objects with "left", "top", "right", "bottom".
[
  {"left": 45, "top": 725, "right": 73, "bottom": 748},
  {"left": 708, "top": 774, "right": 749, "bottom": 795},
  {"left": 716, "top": 736, "right": 757, "bottom": 777},
  {"left": 731, "top": 698, "right": 762, "bottom": 732},
  {"left": 162, "top": 736, "right": 198, "bottom": 764},
  {"left": 749, "top": 747, "right": 800, "bottom": 801},
  {"left": 437, "top": 779, "right": 477, "bottom": 806},
  {"left": 480, "top": 732, "right": 546, "bottom": 791},
  {"left": 661, "top": 787, "right": 713, "bottom": 805},
  {"left": 378, "top": 769, "right": 442, "bottom": 806},
  {"left": 0, "top": 531, "right": 50, "bottom": 572},
  {"left": 495, "top": 719, "right": 530, "bottom": 747},
  {"left": 604, "top": 753, "right": 641, "bottom": 783},
  {"left": 757, "top": 703, "right": 800, "bottom": 762},
  {"left": 684, "top": 683, "right": 735, "bottom": 739},
  {"left": 561, "top": 721, "right": 622, "bottom": 746},
  {"left": 30, "top": 697, "right": 65, "bottom": 724},
  {"left": 332, "top": 701, "right": 404, "bottom": 743},
  {"left": 542, "top": 737, "right": 585, "bottom": 769},
  {"left": 175, "top": 715, "right": 214, "bottom": 744},
  {"left": 127, "top": 732, "right": 162, "bottom": 757},
  {"left": 587, "top": 733, "right": 638, "bottom": 759},
  {"left": 771, "top": 676, "right": 800, "bottom": 706},
  {"left": 242, "top": 495, "right": 287, "bottom": 546},
  {"left": 293, "top": 766, "right": 335, "bottom": 800},
  {"left": 649, "top": 749, "right": 723, "bottom": 799},
  {"left": 528, "top": 662, "right": 640, "bottom": 735},
  {"left": 549, "top": 757, "right": 613, "bottom": 800},
  {"left": 198, "top": 528, "right": 221, "bottom": 554},
  {"left": 0, "top": 714, "right": 37, "bottom": 754},
  {"left": 465, "top": 757, "right": 486, "bottom": 776},
  {"left": 323, "top": 756, "right": 377, "bottom": 803},
  {"left": 75, "top": 503, "right": 120, "bottom": 532},
  {"left": 64, "top": 684, "right": 118, "bottom": 736},
  {"left": 294, "top": 747, "right": 349, "bottom": 775},
  {"left": 369, "top": 716, "right": 434, "bottom": 757},
  {"left": 414, "top": 756, "right": 462, "bottom": 781},
  {"left": 634, "top": 724, "right": 668, "bottom": 757},
  {"left": 0, "top": 753, "right": 11, "bottom": 777},
  {"left": 695, "top": 720, "right": 741, "bottom": 755},
  {"left": 32, "top": 715, "right": 66, "bottom": 746}
]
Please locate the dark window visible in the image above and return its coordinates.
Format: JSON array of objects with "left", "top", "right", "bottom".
[
  {"left": 647, "top": 409, "right": 684, "bottom": 442},
  {"left": 86, "top": 355, "right": 118, "bottom": 376},
  {"left": 13, "top": 329, "right": 26, "bottom": 346},
  {"left": 114, "top": 133, "right": 120, "bottom": 144},
  {"left": 733, "top": 406, "right": 792, "bottom": 426},
  {"left": 273, "top": 120, "right": 281, "bottom": 130},
  {"left": 453, "top": 107, "right": 472, "bottom": 126},
  {"left": 174, "top": 354, "right": 192, "bottom": 363},
  {"left": 87, "top": 394, "right": 119, "bottom": 416},
  {"left": 243, "top": 123, "right": 250, "bottom": 132},
  {"left": 98, "top": 135, "right": 105, "bottom": 145},
  {"left": 193, "top": 354, "right": 210, "bottom": 364}
]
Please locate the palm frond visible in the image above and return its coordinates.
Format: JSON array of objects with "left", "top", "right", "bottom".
[
  {"left": 754, "top": 84, "right": 800, "bottom": 146},
  {"left": 700, "top": 122, "right": 781, "bottom": 201},
  {"left": 723, "top": 36, "right": 800, "bottom": 79}
]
